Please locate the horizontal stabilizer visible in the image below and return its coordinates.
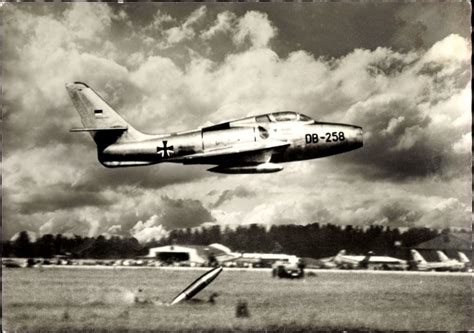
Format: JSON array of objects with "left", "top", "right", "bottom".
[{"left": 70, "top": 127, "right": 128, "bottom": 132}]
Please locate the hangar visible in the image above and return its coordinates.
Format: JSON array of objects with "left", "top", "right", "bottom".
[
  {"left": 146, "top": 243, "right": 230, "bottom": 265},
  {"left": 413, "top": 231, "right": 471, "bottom": 262}
]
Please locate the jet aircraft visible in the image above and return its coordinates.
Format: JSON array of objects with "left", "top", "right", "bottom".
[
  {"left": 435, "top": 251, "right": 465, "bottom": 272},
  {"left": 457, "top": 252, "right": 472, "bottom": 272},
  {"left": 410, "top": 250, "right": 460, "bottom": 272},
  {"left": 332, "top": 250, "right": 407, "bottom": 270},
  {"left": 66, "top": 82, "right": 363, "bottom": 173}
]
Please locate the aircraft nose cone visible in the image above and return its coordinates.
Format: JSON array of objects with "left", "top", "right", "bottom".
[{"left": 343, "top": 125, "right": 363, "bottom": 149}]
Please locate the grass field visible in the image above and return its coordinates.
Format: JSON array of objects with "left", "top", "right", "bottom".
[{"left": 2, "top": 267, "right": 472, "bottom": 332}]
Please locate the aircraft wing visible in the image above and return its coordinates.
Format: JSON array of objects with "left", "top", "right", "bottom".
[{"left": 172, "top": 141, "right": 290, "bottom": 166}]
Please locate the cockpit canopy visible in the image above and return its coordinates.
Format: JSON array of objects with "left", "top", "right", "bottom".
[
  {"left": 255, "top": 112, "right": 313, "bottom": 123},
  {"left": 202, "top": 111, "right": 314, "bottom": 132}
]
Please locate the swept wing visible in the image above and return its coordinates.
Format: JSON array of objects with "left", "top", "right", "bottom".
[{"left": 172, "top": 141, "right": 290, "bottom": 166}]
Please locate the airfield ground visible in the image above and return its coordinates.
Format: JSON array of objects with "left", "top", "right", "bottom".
[{"left": 2, "top": 267, "right": 472, "bottom": 332}]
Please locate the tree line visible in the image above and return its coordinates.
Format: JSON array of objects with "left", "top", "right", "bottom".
[
  {"left": 1, "top": 233, "right": 143, "bottom": 259},
  {"left": 149, "top": 224, "right": 443, "bottom": 260},
  {"left": 1, "top": 223, "right": 455, "bottom": 260}
]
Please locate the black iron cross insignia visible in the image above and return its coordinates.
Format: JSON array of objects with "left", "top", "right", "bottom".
[{"left": 157, "top": 140, "right": 174, "bottom": 158}]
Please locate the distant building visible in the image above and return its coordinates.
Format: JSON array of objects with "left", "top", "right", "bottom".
[
  {"left": 146, "top": 244, "right": 230, "bottom": 265},
  {"left": 413, "top": 232, "right": 471, "bottom": 262}
]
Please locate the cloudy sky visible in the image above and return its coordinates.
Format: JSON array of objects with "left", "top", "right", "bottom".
[{"left": 2, "top": 3, "right": 471, "bottom": 242}]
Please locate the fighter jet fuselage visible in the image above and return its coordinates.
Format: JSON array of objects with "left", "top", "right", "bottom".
[
  {"left": 100, "top": 120, "right": 362, "bottom": 171},
  {"left": 67, "top": 82, "right": 363, "bottom": 173},
  {"left": 332, "top": 250, "right": 407, "bottom": 270}
]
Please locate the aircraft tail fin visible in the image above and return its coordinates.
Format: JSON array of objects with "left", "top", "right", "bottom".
[
  {"left": 436, "top": 251, "right": 451, "bottom": 262},
  {"left": 458, "top": 252, "right": 470, "bottom": 263},
  {"left": 66, "top": 82, "right": 146, "bottom": 148},
  {"left": 359, "top": 251, "right": 373, "bottom": 268},
  {"left": 410, "top": 250, "right": 427, "bottom": 264},
  {"left": 334, "top": 250, "right": 346, "bottom": 259}
]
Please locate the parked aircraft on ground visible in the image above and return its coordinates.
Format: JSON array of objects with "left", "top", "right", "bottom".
[
  {"left": 457, "top": 252, "right": 472, "bottom": 272},
  {"left": 410, "top": 249, "right": 461, "bottom": 272},
  {"left": 331, "top": 250, "right": 407, "bottom": 270},
  {"left": 435, "top": 251, "right": 465, "bottom": 272},
  {"left": 1, "top": 258, "right": 27, "bottom": 268},
  {"left": 312, "top": 256, "right": 338, "bottom": 269},
  {"left": 67, "top": 82, "right": 363, "bottom": 173}
]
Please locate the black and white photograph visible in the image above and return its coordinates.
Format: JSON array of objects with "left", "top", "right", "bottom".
[{"left": 1, "top": 1, "right": 472, "bottom": 331}]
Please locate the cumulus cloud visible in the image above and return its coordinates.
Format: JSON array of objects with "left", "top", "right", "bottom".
[
  {"left": 128, "top": 196, "right": 215, "bottom": 242},
  {"left": 376, "top": 202, "right": 423, "bottom": 227},
  {"left": 146, "top": 9, "right": 175, "bottom": 32},
  {"left": 340, "top": 36, "right": 470, "bottom": 180},
  {"left": 233, "top": 11, "right": 277, "bottom": 49},
  {"left": 39, "top": 214, "right": 100, "bottom": 237},
  {"left": 452, "top": 132, "right": 471, "bottom": 154},
  {"left": 17, "top": 185, "right": 112, "bottom": 215},
  {"left": 163, "top": 6, "right": 207, "bottom": 47},
  {"left": 159, "top": 195, "right": 216, "bottom": 229},
  {"left": 423, "top": 34, "right": 471, "bottom": 63},
  {"left": 63, "top": 4, "right": 113, "bottom": 41},
  {"left": 130, "top": 215, "right": 168, "bottom": 243},
  {"left": 418, "top": 197, "right": 471, "bottom": 228},
  {"left": 226, "top": 190, "right": 470, "bottom": 230},
  {"left": 107, "top": 225, "right": 122, "bottom": 234},
  {"left": 201, "top": 11, "right": 236, "bottom": 40}
]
